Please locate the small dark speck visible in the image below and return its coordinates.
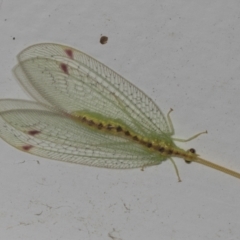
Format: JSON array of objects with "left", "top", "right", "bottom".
[
  {"left": 28, "top": 130, "right": 41, "bottom": 136},
  {"left": 22, "top": 145, "right": 33, "bottom": 151},
  {"left": 116, "top": 126, "right": 122, "bottom": 132},
  {"left": 60, "top": 63, "right": 69, "bottom": 74},
  {"left": 147, "top": 143, "right": 152, "bottom": 148},
  {"left": 159, "top": 147, "right": 165, "bottom": 152},
  {"left": 65, "top": 49, "right": 73, "bottom": 59},
  {"left": 88, "top": 120, "right": 94, "bottom": 126},
  {"left": 100, "top": 36, "right": 108, "bottom": 44},
  {"left": 125, "top": 131, "right": 130, "bottom": 136},
  {"left": 133, "top": 136, "right": 139, "bottom": 141},
  {"left": 13, "top": 37, "right": 15, "bottom": 40},
  {"left": 188, "top": 148, "right": 196, "bottom": 154}
]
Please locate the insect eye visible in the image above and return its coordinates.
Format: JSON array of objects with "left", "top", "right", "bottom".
[
  {"left": 188, "top": 148, "right": 196, "bottom": 154},
  {"left": 185, "top": 148, "right": 196, "bottom": 164}
]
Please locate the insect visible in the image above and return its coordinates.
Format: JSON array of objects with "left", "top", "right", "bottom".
[{"left": 0, "top": 43, "right": 239, "bottom": 182}]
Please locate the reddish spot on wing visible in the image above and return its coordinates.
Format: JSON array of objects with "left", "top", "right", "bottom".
[
  {"left": 28, "top": 130, "right": 41, "bottom": 136},
  {"left": 60, "top": 63, "right": 69, "bottom": 74},
  {"left": 22, "top": 145, "right": 33, "bottom": 151},
  {"left": 65, "top": 49, "right": 73, "bottom": 59}
]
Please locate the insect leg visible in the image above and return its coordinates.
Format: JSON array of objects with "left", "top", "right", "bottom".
[
  {"left": 172, "top": 130, "right": 207, "bottom": 142},
  {"left": 166, "top": 108, "right": 174, "bottom": 135},
  {"left": 169, "top": 157, "right": 181, "bottom": 182}
]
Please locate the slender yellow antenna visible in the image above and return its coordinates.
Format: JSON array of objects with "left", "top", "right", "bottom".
[{"left": 193, "top": 157, "right": 240, "bottom": 179}]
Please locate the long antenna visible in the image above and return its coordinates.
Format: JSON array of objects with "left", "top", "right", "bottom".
[{"left": 194, "top": 157, "right": 240, "bottom": 179}]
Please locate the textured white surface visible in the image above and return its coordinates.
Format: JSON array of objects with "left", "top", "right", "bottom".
[{"left": 0, "top": 1, "right": 240, "bottom": 240}]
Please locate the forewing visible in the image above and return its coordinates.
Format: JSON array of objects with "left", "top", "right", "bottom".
[
  {"left": 13, "top": 43, "right": 171, "bottom": 140},
  {"left": 0, "top": 99, "right": 166, "bottom": 168}
]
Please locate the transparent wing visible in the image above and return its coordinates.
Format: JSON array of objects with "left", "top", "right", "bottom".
[
  {"left": 13, "top": 43, "right": 171, "bottom": 141},
  {"left": 0, "top": 99, "right": 166, "bottom": 169}
]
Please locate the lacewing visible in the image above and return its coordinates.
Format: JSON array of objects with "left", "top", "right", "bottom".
[{"left": 0, "top": 43, "right": 239, "bottom": 181}]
